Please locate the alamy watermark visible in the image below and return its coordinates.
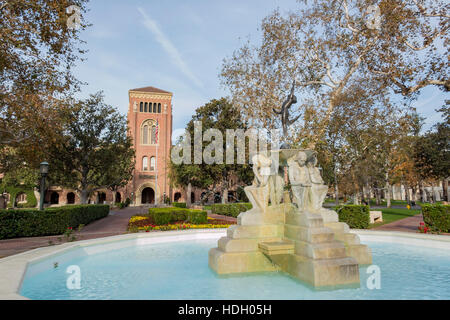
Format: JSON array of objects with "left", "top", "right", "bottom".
[
  {"left": 366, "top": 265, "right": 381, "bottom": 290},
  {"left": 66, "top": 265, "right": 81, "bottom": 290},
  {"left": 366, "top": 4, "right": 381, "bottom": 30},
  {"left": 66, "top": 5, "right": 81, "bottom": 30},
  {"left": 171, "top": 122, "right": 283, "bottom": 167}
]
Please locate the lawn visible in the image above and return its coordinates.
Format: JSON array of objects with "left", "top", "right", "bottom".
[{"left": 368, "top": 208, "right": 422, "bottom": 229}]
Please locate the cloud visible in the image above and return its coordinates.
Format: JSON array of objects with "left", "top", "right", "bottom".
[{"left": 137, "top": 7, "right": 204, "bottom": 89}]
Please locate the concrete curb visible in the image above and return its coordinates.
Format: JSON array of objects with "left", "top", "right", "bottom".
[{"left": 1, "top": 229, "right": 449, "bottom": 300}]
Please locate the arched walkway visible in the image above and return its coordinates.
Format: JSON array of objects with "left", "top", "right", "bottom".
[
  {"left": 141, "top": 187, "right": 155, "bottom": 204},
  {"left": 97, "top": 192, "right": 106, "bottom": 204},
  {"left": 115, "top": 192, "right": 122, "bottom": 203},
  {"left": 50, "top": 192, "right": 59, "bottom": 205},
  {"left": 67, "top": 192, "right": 75, "bottom": 204},
  {"left": 174, "top": 192, "right": 182, "bottom": 202}
]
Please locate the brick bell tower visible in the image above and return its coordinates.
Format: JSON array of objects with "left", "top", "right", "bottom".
[{"left": 127, "top": 86, "right": 173, "bottom": 205}]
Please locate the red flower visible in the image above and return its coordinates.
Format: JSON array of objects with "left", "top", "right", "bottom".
[{"left": 420, "top": 222, "right": 424, "bottom": 226}]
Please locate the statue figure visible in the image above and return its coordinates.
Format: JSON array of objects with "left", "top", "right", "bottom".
[
  {"left": 273, "top": 80, "right": 301, "bottom": 147},
  {"left": 288, "top": 151, "right": 311, "bottom": 211},
  {"left": 244, "top": 154, "right": 272, "bottom": 212},
  {"left": 269, "top": 171, "right": 285, "bottom": 206},
  {"left": 307, "top": 155, "right": 329, "bottom": 212}
]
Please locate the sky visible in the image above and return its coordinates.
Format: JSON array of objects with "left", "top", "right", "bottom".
[{"left": 72, "top": 0, "right": 447, "bottom": 138}]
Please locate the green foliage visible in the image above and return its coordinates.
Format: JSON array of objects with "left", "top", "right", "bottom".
[
  {"left": 169, "top": 98, "right": 254, "bottom": 194},
  {"left": 414, "top": 107, "right": 449, "bottom": 181},
  {"left": 0, "top": 205, "right": 109, "bottom": 240},
  {"left": 0, "top": 165, "right": 38, "bottom": 208},
  {"left": 4, "top": 186, "right": 37, "bottom": 208},
  {"left": 48, "top": 92, "right": 135, "bottom": 204},
  {"left": 335, "top": 205, "right": 370, "bottom": 229},
  {"left": 173, "top": 202, "right": 187, "bottom": 208},
  {"left": 421, "top": 204, "right": 450, "bottom": 233},
  {"left": 211, "top": 203, "right": 252, "bottom": 218},
  {"left": 148, "top": 207, "right": 207, "bottom": 225}
]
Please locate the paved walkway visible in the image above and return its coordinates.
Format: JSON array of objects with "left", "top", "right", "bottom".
[
  {"left": 0, "top": 206, "right": 146, "bottom": 259},
  {"left": 372, "top": 214, "right": 424, "bottom": 233}
]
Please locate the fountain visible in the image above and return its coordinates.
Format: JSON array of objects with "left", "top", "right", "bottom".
[{"left": 209, "top": 149, "right": 372, "bottom": 288}]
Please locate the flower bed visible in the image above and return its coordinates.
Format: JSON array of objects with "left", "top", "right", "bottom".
[{"left": 128, "top": 215, "right": 235, "bottom": 232}]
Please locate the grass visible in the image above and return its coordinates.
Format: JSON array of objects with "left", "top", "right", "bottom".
[
  {"left": 325, "top": 204, "right": 422, "bottom": 228},
  {"left": 368, "top": 208, "right": 421, "bottom": 229}
]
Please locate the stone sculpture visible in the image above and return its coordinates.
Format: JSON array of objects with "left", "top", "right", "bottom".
[
  {"left": 244, "top": 154, "right": 271, "bottom": 213},
  {"left": 288, "top": 151, "right": 311, "bottom": 211},
  {"left": 307, "top": 155, "right": 329, "bottom": 212},
  {"left": 209, "top": 149, "right": 372, "bottom": 289}
]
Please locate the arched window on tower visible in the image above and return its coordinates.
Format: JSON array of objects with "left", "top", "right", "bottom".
[
  {"left": 149, "top": 103, "right": 153, "bottom": 113},
  {"left": 140, "top": 102, "right": 143, "bottom": 112},
  {"left": 143, "top": 156, "right": 148, "bottom": 171},
  {"left": 142, "top": 125, "right": 149, "bottom": 144},
  {"left": 153, "top": 103, "right": 157, "bottom": 113},
  {"left": 150, "top": 157, "right": 156, "bottom": 171},
  {"left": 144, "top": 102, "right": 148, "bottom": 113},
  {"left": 141, "top": 120, "right": 157, "bottom": 145},
  {"left": 158, "top": 103, "right": 161, "bottom": 113}
]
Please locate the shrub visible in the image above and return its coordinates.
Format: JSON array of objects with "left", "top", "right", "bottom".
[
  {"left": 0, "top": 205, "right": 109, "bottom": 240},
  {"left": 421, "top": 204, "right": 450, "bottom": 233},
  {"left": 173, "top": 202, "right": 187, "bottom": 208},
  {"left": 148, "top": 207, "right": 207, "bottom": 225},
  {"left": 211, "top": 203, "right": 252, "bottom": 218},
  {"left": 335, "top": 205, "right": 370, "bottom": 229}
]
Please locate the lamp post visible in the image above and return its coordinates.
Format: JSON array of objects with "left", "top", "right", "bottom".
[{"left": 39, "top": 162, "right": 49, "bottom": 211}]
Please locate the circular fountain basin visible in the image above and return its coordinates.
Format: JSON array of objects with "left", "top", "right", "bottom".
[{"left": 1, "top": 230, "right": 449, "bottom": 300}]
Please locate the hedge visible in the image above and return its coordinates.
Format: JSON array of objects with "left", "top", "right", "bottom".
[
  {"left": 148, "top": 207, "right": 207, "bottom": 225},
  {"left": 173, "top": 202, "right": 187, "bottom": 208},
  {"left": 422, "top": 204, "right": 450, "bottom": 233},
  {"left": 0, "top": 205, "right": 110, "bottom": 240},
  {"left": 335, "top": 205, "right": 370, "bottom": 229},
  {"left": 211, "top": 203, "right": 252, "bottom": 218}
]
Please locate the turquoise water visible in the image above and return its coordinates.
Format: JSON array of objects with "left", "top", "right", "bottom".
[{"left": 20, "top": 239, "right": 450, "bottom": 300}]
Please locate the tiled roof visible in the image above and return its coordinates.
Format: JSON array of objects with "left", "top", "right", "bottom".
[{"left": 129, "top": 86, "right": 172, "bottom": 94}]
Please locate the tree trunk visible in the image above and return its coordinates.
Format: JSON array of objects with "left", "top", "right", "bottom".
[
  {"left": 186, "top": 183, "right": 192, "bottom": 208},
  {"left": 411, "top": 186, "right": 416, "bottom": 202},
  {"left": 80, "top": 190, "right": 89, "bottom": 204},
  {"left": 222, "top": 188, "right": 228, "bottom": 204},
  {"left": 419, "top": 180, "right": 425, "bottom": 202},
  {"left": 405, "top": 184, "right": 411, "bottom": 205},
  {"left": 430, "top": 182, "right": 436, "bottom": 203},
  {"left": 375, "top": 189, "right": 381, "bottom": 206},
  {"left": 334, "top": 167, "right": 339, "bottom": 206},
  {"left": 443, "top": 179, "right": 448, "bottom": 202},
  {"left": 353, "top": 193, "right": 360, "bottom": 205},
  {"left": 385, "top": 172, "right": 391, "bottom": 208}
]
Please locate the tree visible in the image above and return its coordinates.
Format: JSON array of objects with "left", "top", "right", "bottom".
[
  {"left": 169, "top": 98, "right": 254, "bottom": 205},
  {"left": 0, "top": 0, "right": 89, "bottom": 154},
  {"left": 414, "top": 105, "right": 450, "bottom": 201},
  {"left": 221, "top": 0, "right": 448, "bottom": 148},
  {"left": 49, "top": 92, "right": 135, "bottom": 204}
]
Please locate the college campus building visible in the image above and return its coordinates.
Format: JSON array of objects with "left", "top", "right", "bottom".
[
  {"left": 0, "top": 86, "right": 236, "bottom": 208},
  {"left": 2, "top": 85, "right": 445, "bottom": 209}
]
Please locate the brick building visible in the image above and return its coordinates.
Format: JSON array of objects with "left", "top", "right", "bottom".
[
  {"left": 1, "top": 86, "right": 244, "bottom": 207},
  {"left": 127, "top": 86, "right": 173, "bottom": 205}
]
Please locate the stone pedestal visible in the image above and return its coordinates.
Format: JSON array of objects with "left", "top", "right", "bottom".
[{"left": 209, "top": 204, "right": 372, "bottom": 288}]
